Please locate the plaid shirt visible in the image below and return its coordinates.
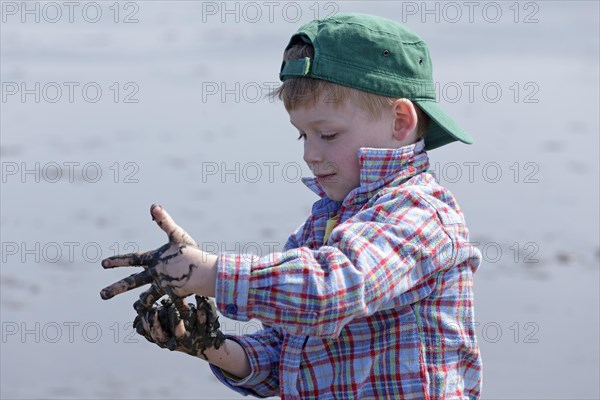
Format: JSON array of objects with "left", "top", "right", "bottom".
[{"left": 210, "top": 140, "right": 482, "bottom": 399}]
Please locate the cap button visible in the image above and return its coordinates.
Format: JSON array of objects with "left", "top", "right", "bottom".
[{"left": 382, "top": 49, "right": 390, "bottom": 57}]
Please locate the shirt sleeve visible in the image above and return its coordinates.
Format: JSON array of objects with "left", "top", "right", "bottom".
[
  {"left": 215, "top": 189, "right": 477, "bottom": 337},
  {"left": 209, "top": 326, "right": 283, "bottom": 398}
]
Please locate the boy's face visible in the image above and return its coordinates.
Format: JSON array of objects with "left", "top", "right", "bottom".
[{"left": 289, "top": 97, "right": 398, "bottom": 201}]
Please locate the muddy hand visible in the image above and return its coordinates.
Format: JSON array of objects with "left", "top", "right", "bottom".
[
  {"left": 133, "top": 295, "right": 225, "bottom": 360},
  {"left": 132, "top": 283, "right": 185, "bottom": 345},
  {"left": 100, "top": 204, "right": 210, "bottom": 301},
  {"left": 133, "top": 297, "right": 186, "bottom": 349}
]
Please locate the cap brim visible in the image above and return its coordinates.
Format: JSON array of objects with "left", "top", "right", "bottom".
[{"left": 415, "top": 100, "right": 474, "bottom": 150}]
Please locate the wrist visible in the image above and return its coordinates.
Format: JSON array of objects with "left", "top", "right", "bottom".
[
  {"left": 204, "top": 339, "right": 252, "bottom": 380},
  {"left": 193, "top": 250, "right": 218, "bottom": 297}
]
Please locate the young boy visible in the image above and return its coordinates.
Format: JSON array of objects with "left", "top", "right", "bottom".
[{"left": 100, "top": 13, "right": 483, "bottom": 399}]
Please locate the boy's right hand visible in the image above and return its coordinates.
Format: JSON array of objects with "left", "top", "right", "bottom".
[
  {"left": 100, "top": 204, "right": 218, "bottom": 301},
  {"left": 133, "top": 292, "right": 226, "bottom": 360}
]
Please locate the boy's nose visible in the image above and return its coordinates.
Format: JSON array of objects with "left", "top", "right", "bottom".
[{"left": 303, "top": 140, "right": 323, "bottom": 166}]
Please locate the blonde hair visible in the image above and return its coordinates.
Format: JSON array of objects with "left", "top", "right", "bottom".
[{"left": 272, "top": 43, "right": 429, "bottom": 139}]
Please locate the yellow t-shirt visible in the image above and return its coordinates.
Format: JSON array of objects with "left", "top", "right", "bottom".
[{"left": 323, "top": 215, "right": 339, "bottom": 244}]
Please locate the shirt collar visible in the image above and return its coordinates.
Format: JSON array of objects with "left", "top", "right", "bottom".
[{"left": 302, "top": 139, "right": 429, "bottom": 201}]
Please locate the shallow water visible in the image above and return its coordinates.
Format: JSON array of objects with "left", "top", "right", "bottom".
[{"left": 1, "top": 1, "right": 598, "bottom": 399}]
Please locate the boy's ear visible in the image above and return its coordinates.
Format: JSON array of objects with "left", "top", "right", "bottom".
[{"left": 391, "top": 98, "right": 418, "bottom": 142}]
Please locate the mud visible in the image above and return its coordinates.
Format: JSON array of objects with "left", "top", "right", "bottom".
[{"left": 133, "top": 293, "right": 225, "bottom": 361}]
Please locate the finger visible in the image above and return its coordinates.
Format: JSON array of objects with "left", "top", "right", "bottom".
[
  {"left": 101, "top": 250, "right": 155, "bottom": 269},
  {"left": 134, "top": 314, "right": 154, "bottom": 343},
  {"left": 133, "top": 315, "right": 143, "bottom": 333},
  {"left": 156, "top": 304, "right": 187, "bottom": 350},
  {"left": 170, "top": 295, "right": 191, "bottom": 320},
  {"left": 170, "top": 298, "right": 191, "bottom": 340},
  {"left": 100, "top": 270, "right": 155, "bottom": 300},
  {"left": 135, "top": 308, "right": 157, "bottom": 343},
  {"left": 136, "top": 284, "right": 165, "bottom": 310},
  {"left": 173, "top": 318, "right": 186, "bottom": 339},
  {"left": 165, "top": 303, "right": 186, "bottom": 340},
  {"left": 150, "top": 204, "right": 198, "bottom": 247},
  {"left": 156, "top": 299, "right": 186, "bottom": 339},
  {"left": 148, "top": 309, "right": 168, "bottom": 344},
  {"left": 195, "top": 295, "right": 209, "bottom": 325},
  {"left": 134, "top": 284, "right": 165, "bottom": 314},
  {"left": 140, "top": 312, "right": 151, "bottom": 335},
  {"left": 157, "top": 298, "right": 175, "bottom": 333},
  {"left": 195, "top": 295, "right": 218, "bottom": 316}
]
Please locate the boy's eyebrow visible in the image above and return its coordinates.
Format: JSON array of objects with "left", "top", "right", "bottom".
[{"left": 290, "top": 118, "right": 338, "bottom": 129}]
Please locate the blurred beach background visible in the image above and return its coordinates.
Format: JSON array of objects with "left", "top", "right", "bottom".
[{"left": 1, "top": 1, "right": 598, "bottom": 399}]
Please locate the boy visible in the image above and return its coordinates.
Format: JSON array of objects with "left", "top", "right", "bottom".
[{"left": 100, "top": 13, "right": 482, "bottom": 399}]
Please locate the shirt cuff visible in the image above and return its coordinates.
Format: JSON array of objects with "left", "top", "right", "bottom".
[
  {"left": 208, "top": 335, "right": 269, "bottom": 397},
  {"left": 210, "top": 365, "right": 261, "bottom": 397},
  {"left": 215, "top": 252, "right": 255, "bottom": 321}
]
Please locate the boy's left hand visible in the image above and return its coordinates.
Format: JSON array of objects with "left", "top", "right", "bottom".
[
  {"left": 100, "top": 204, "right": 217, "bottom": 301},
  {"left": 133, "top": 294, "right": 226, "bottom": 360}
]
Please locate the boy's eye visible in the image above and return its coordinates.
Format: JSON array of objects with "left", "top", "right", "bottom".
[
  {"left": 321, "top": 132, "right": 337, "bottom": 141},
  {"left": 297, "top": 132, "right": 306, "bottom": 141}
]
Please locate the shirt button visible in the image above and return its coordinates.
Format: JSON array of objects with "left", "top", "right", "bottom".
[{"left": 225, "top": 304, "right": 238, "bottom": 315}]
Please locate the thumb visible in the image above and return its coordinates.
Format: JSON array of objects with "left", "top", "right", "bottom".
[{"left": 150, "top": 204, "right": 198, "bottom": 247}]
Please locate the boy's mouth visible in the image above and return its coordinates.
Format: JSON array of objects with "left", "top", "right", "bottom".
[{"left": 315, "top": 173, "right": 336, "bottom": 184}]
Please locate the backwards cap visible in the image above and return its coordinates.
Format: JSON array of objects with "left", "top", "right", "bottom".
[{"left": 279, "top": 13, "right": 474, "bottom": 150}]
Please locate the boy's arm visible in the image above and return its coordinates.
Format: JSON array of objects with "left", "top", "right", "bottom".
[
  {"left": 100, "top": 204, "right": 308, "bottom": 304},
  {"left": 132, "top": 293, "right": 251, "bottom": 379},
  {"left": 99, "top": 205, "right": 284, "bottom": 396},
  {"left": 201, "top": 339, "right": 251, "bottom": 379},
  {"left": 100, "top": 197, "right": 475, "bottom": 338},
  {"left": 133, "top": 296, "right": 281, "bottom": 398},
  {"left": 209, "top": 327, "right": 283, "bottom": 398},
  {"left": 215, "top": 190, "right": 482, "bottom": 337},
  {"left": 208, "top": 231, "right": 300, "bottom": 397},
  {"left": 205, "top": 226, "right": 302, "bottom": 396}
]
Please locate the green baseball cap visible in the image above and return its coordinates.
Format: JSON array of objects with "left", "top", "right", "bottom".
[{"left": 279, "top": 13, "right": 474, "bottom": 150}]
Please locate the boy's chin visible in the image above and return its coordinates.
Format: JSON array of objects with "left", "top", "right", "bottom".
[{"left": 324, "top": 189, "right": 349, "bottom": 202}]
